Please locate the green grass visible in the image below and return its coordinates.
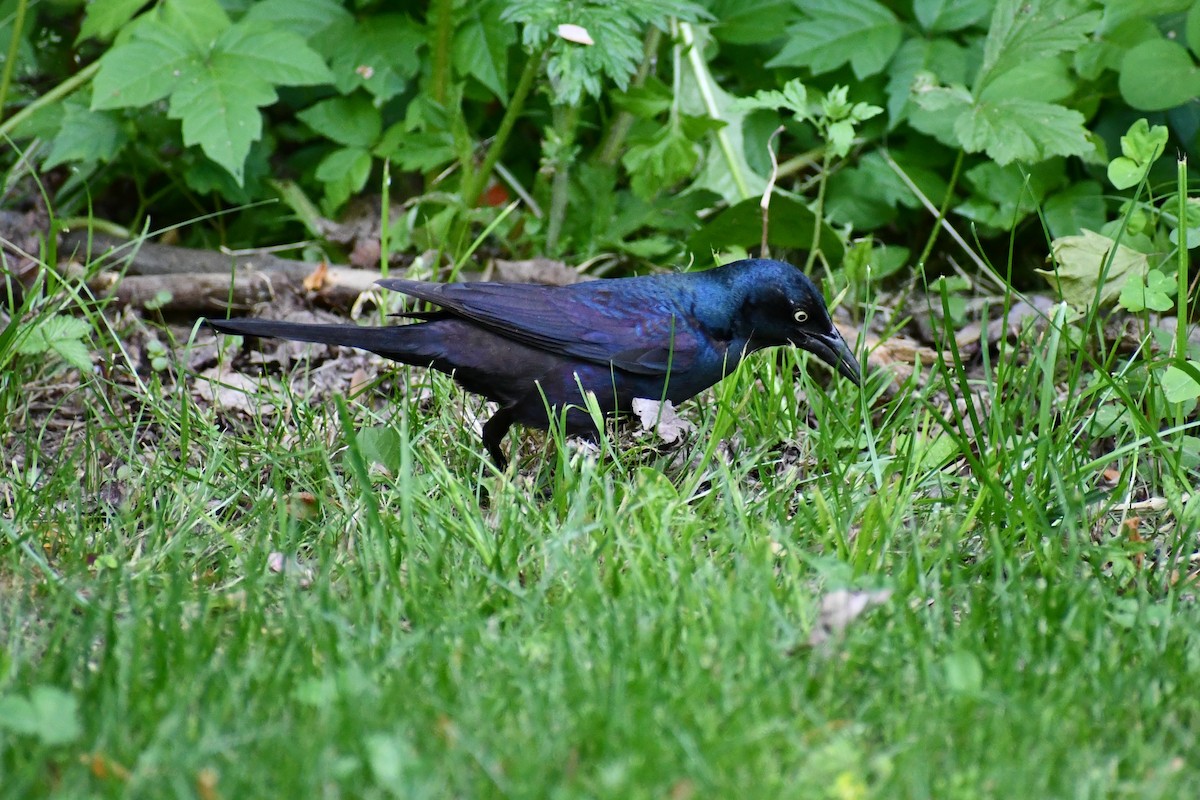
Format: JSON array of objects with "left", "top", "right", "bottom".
[{"left": 3, "top": 258, "right": 1200, "bottom": 799}]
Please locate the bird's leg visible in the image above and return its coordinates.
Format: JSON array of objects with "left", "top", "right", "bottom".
[{"left": 481, "top": 406, "right": 516, "bottom": 470}]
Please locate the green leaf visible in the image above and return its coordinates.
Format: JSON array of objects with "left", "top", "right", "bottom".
[
  {"left": 622, "top": 122, "right": 700, "bottom": 200},
  {"left": 1119, "top": 38, "right": 1200, "bottom": 111},
  {"left": 909, "top": 83, "right": 973, "bottom": 146},
  {"left": 913, "top": 0, "right": 991, "bottom": 32},
  {"left": 688, "top": 195, "right": 844, "bottom": 263},
  {"left": 954, "top": 97, "right": 1091, "bottom": 165},
  {"left": 44, "top": 105, "right": 129, "bottom": 169},
  {"left": 0, "top": 687, "right": 82, "bottom": 746},
  {"left": 981, "top": 59, "right": 1074, "bottom": 103},
  {"left": 1107, "top": 119, "right": 1168, "bottom": 189},
  {"left": 298, "top": 96, "right": 381, "bottom": 148},
  {"left": 357, "top": 425, "right": 402, "bottom": 473},
  {"left": 78, "top": 0, "right": 151, "bottom": 42},
  {"left": 1044, "top": 181, "right": 1106, "bottom": 238},
  {"left": 709, "top": 0, "right": 797, "bottom": 45},
  {"left": 242, "top": 0, "right": 351, "bottom": 38},
  {"left": 216, "top": 26, "right": 333, "bottom": 87},
  {"left": 738, "top": 79, "right": 809, "bottom": 122},
  {"left": 1163, "top": 362, "right": 1200, "bottom": 403},
  {"left": 1119, "top": 267, "right": 1176, "bottom": 312},
  {"left": 91, "top": 27, "right": 197, "bottom": 109},
  {"left": 885, "top": 38, "right": 968, "bottom": 127},
  {"left": 315, "top": 147, "right": 373, "bottom": 213},
  {"left": 168, "top": 60, "right": 275, "bottom": 184},
  {"left": 766, "top": 0, "right": 902, "bottom": 79},
  {"left": 453, "top": 0, "right": 515, "bottom": 102},
  {"left": 1040, "top": 229, "right": 1149, "bottom": 308},
  {"left": 161, "top": 0, "right": 229, "bottom": 50},
  {"left": 980, "top": 0, "right": 1102, "bottom": 84},
  {"left": 317, "top": 15, "right": 425, "bottom": 102},
  {"left": 1190, "top": 1, "right": 1200, "bottom": 58}
]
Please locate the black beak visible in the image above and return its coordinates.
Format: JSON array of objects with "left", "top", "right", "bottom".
[{"left": 797, "top": 328, "right": 861, "bottom": 386}]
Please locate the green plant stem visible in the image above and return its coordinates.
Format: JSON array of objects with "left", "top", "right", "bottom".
[
  {"left": 596, "top": 26, "right": 662, "bottom": 166},
  {"left": 1174, "top": 156, "right": 1190, "bottom": 438},
  {"left": 545, "top": 103, "right": 580, "bottom": 255},
  {"left": 677, "top": 21, "right": 751, "bottom": 201},
  {"left": 430, "top": 0, "right": 454, "bottom": 106},
  {"left": 0, "top": 0, "right": 27, "bottom": 122},
  {"left": 915, "top": 149, "right": 964, "bottom": 270},
  {"left": 804, "top": 152, "right": 832, "bottom": 273},
  {"left": 461, "top": 47, "right": 543, "bottom": 207},
  {"left": 0, "top": 61, "right": 99, "bottom": 140}
]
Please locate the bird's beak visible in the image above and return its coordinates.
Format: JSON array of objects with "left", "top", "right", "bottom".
[{"left": 797, "top": 328, "right": 861, "bottom": 386}]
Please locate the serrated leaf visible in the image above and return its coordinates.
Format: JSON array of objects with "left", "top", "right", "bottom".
[
  {"left": 91, "top": 30, "right": 197, "bottom": 109},
  {"left": 1039, "top": 229, "right": 1148, "bottom": 308},
  {"left": 709, "top": 0, "right": 797, "bottom": 45},
  {"left": 317, "top": 15, "right": 424, "bottom": 102},
  {"left": 1119, "top": 38, "right": 1200, "bottom": 111},
  {"left": 161, "top": 0, "right": 230, "bottom": 50},
  {"left": 242, "top": 0, "right": 351, "bottom": 38},
  {"left": 885, "top": 38, "right": 968, "bottom": 128},
  {"left": 914, "top": 0, "right": 991, "bottom": 32},
  {"left": 168, "top": 60, "right": 275, "bottom": 183},
  {"left": 981, "top": 58, "right": 1074, "bottom": 103},
  {"left": 44, "top": 105, "right": 128, "bottom": 168},
  {"left": 78, "top": 0, "right": 151, "bottom": 42},
  {"left": 216, "top": 26, "right": 333, "bottom": 87},
  {"left": 51, "top": 339, "right": 93, "bottom": 372},
  {"left": 315, "top": 147, "right": 372, "bottom": 213},
  {"left": 909, "top": 83, "right": 973, "bottom": 145},
  {"left": 767, "top": 0, "right": 901, "bottom": 79},
  {"left": 980, "top": 0, "right": 1102, "bottom": 83},
  {"left": 954, "top": 97, "right": 1091, "bottom": 165},
  {"left": 622, "top": 123, "right": 700, "bottom": 200},
  {"left": 298, "top": 96, "right": 380, "bottom": 147},
  {"left": 453, "top": 0, "right": 515, "bottom": 102}
]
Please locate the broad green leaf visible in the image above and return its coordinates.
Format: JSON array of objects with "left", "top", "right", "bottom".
[
  {"left": 914, "top": 0, "right": 991, "bottom": 32},
  {"left": 357, "top": 425, "right": 402, "bottom": 473},
  {"left": 0, "top": 687, "right": 81, "bottom": 746},
  {"left": 168, "top": 60, "right": 275, "bottom": 183},
  {"left": 1074, "top": 17, "right": 1160, "bottom": 80},
  {"left": 709, "top": 0, "right": 797, "bottom": 45},
  {"left": 1119, "top": 38, "right": 1200, "bottom": 111},
  {"left": 1040, "top": 229, "right": 1149, "bottom": 308},
  {"left": 766, "top": 0, "right": 902, "bottom": 79},
  {"left": 1163, "top": 362, "right": 1200, "bottom": 403},
  {"left": 78, "top": 0, "right": 151, "bottom": 42},
  {"left": 1119, "top": 268, "right": 1176, "bottom": 312},
  {"left": 957, "top": 161, "right": 1057, "bottom": 230},
  {"left": 980, "top": 0, "right": 1101, "bottom": 85},
  {"left": 1107, "top": 119, "right": 1168, "bottom": 188},
  {"left": 622, "top": 123, "right": 700, "bottom": 200},
  {"left": 980, "top": 59, "right": 1074, "bottom": 103},
  {"left": 1044, "top": 181, "right": 1106, "bottom": 238},
  {"left": 738, "top": 79, "right": 809, "bottom": 121},
  {"left": 298, "top": 96, "right": 381, "bottom": 148},
  {"left": 242, "top": 0, "right": 350, "bottom": 38},
  {"left": 688, "top": 195, "right": 843, "bottom": 263},
  {"left": 453, "top": 0, "right": 515, "bottom": 102},
  {"left": 954, "top": 97, "right": 1091, "bottom": 165},
  {"left": 942, "top": 651, "right": 984, "bottom": 695},
  {"left": 91, "top": 28, "right": 197, "bottom": 109},
  {"left": 885, "top": 38, "right": 968, "bottom": 127},
  {"left": 216, "top": 26, "right": 333, "bottom": 87},
  {"left": 315, "top": 147, "right": 373, "bottom": 213},
  {"left": 317, "top": 15, "right": 424, "bottom": 102},
  {"left": 1190, "top": 1, "right": 1200, "bottom": 58},
  {"left": 44, "top": 105, "right": 129, "bottom": 168},
  {"left": 161, "top": 0, "right": 230, "bottom": 50},
  {"left": 909, "top": 83, "right": 973, "bottom": 146},
  {"left": 375, "top": 127, "right": 456, "bottom": 172},
  {"left": 612, "top": 78, "right": 675, "bottom": 118}
]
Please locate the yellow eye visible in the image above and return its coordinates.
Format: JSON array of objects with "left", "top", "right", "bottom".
[{"left": 793, "top": 309, "right": 808, "bottom": 324}]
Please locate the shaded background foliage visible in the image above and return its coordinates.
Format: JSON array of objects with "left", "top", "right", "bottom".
[{"left": 0, "top": 0, "right": 1198, "bottom": 280}]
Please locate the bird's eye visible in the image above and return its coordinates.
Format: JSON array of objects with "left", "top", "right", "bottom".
[{"left": 793, "top": 309, "right": 808, "bottom": 324}]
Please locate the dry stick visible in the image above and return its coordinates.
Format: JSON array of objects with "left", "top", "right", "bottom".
[{"left": 760, "top": 125, "right": 786, "bottom": 259}]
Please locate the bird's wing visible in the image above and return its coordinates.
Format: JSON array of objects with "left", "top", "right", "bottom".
[{"left": 376, "top": 278, "right": 701, "bottom": 375}]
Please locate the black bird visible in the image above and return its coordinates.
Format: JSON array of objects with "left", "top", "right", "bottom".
[{"left": 206, "top": 258, "right": 860, "bottom": 467}]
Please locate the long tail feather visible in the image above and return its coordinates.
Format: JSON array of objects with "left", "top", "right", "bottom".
[{"left": 206, "top": 318, "right": 437, "bottom": 366}]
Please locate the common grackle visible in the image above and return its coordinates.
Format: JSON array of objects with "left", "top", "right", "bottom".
[{"left": 206, "top": 258, "right": 860, "bottom": 467}]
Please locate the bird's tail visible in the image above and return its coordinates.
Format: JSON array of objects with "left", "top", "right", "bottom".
[{"left": 206, "top": 317, "right": 437, "bottom": 366}]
